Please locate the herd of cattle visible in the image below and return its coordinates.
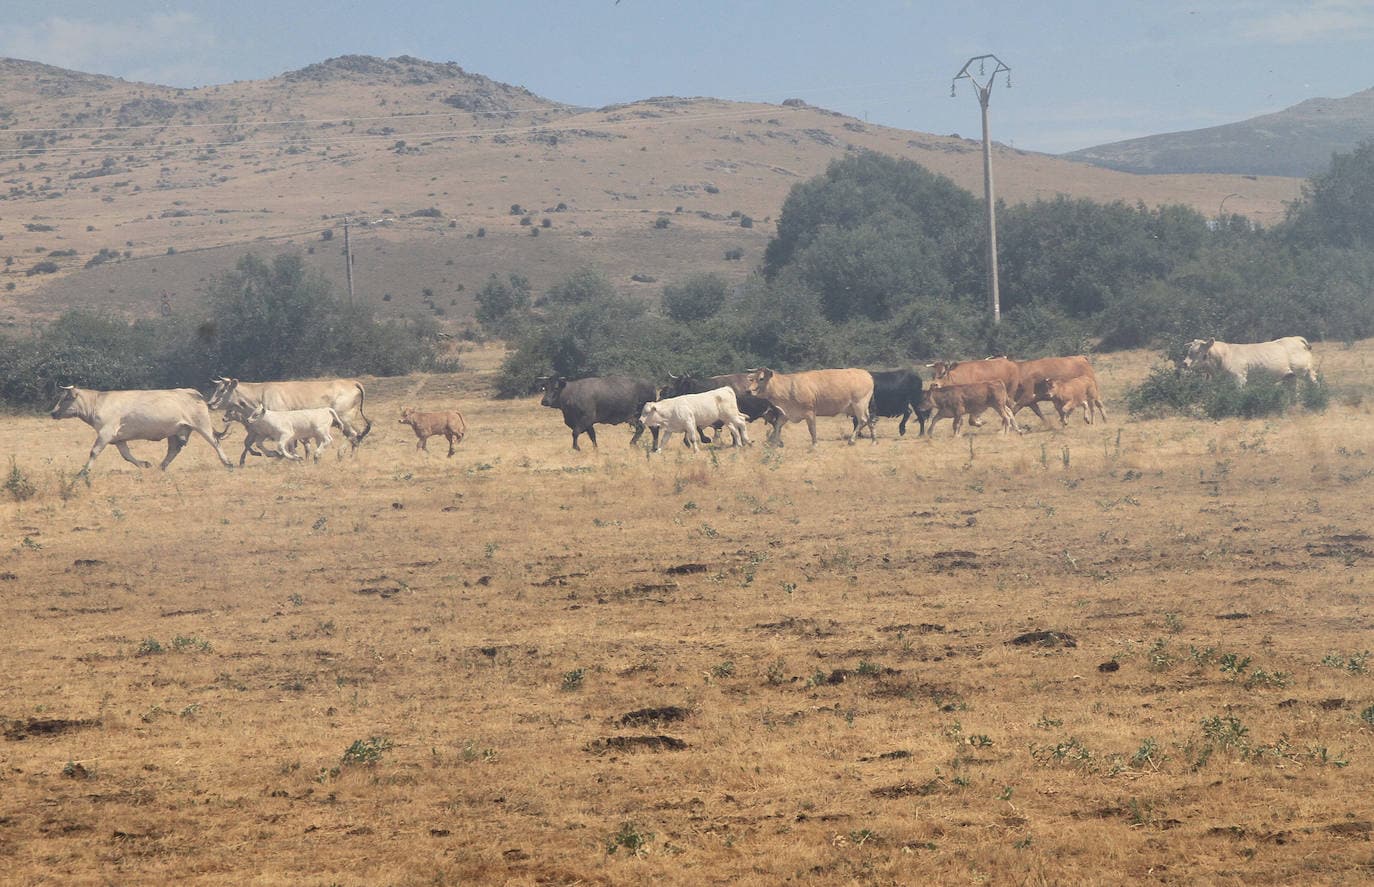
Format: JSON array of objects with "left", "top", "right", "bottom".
[{"left": 42, "top": 336, "right": 1320, "bottom": 472}]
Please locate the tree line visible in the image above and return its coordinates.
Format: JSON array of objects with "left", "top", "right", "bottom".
[
  {"left": 487, "top": 146, "right": 1374, "bottom": 395},
  {"left": 5, "top": 142, "right": 1374, "bottom": 409},
  {"left": 0, "top": 254, "right": 448, "bottom": 409}
]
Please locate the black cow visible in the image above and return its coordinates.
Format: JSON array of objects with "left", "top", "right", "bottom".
[
  {"left": 539, "top": 376, "right": 658, "bottom": 450},
  {"left": 853, "top": 369, "right": 931, "bottom": 438},
  {"left": 660, "top": 374, "right": 784, "bottom": 445}
]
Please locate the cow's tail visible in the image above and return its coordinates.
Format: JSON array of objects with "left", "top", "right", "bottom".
[
  {"left": 353, "top": 382, "right": 373, "bottom": 444},
  {"left": 1297, "top": 336, "right": 1312, "bottom": 351}
]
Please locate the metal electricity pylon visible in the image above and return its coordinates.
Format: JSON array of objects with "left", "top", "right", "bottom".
[{"left": 952, "top": 54, "right": 1011, "bottom": 325}]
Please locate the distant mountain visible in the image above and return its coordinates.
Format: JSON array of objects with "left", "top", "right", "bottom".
[
  {"left": 0, "top": 54, "right": 1302, "bottom": 326},
  {"left": 1064, "top": 88, "right": 1374, "bottom": 178}
]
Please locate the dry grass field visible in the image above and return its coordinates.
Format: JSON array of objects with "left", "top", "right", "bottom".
[{"left": 3, "top": 343, "right": 1374, "bottom": 885}]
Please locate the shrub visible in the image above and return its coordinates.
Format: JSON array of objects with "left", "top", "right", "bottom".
[{"left": 1126, "top": 364, "right": 1328, "bottom": 420}]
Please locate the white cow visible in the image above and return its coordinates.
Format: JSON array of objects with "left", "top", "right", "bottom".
[
  {"left": 50, "top": 386, "right": 234, "bottom": 474},
  {"left": 208, "top": 377, "right": 372, "bottom": 449},
  {"left": 639, "top": 387, "right": 749, "bottom": 453},
  {"left": 220, "top": 403, "right": 353, "bottom": 464},
  {"left": 1182, "top": 337, "right": 1318, "bottom": 385}
]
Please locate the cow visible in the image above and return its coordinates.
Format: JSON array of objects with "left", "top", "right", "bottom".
[
  {"left": 1182, "top": 337, "right": 1317, "bottom": 385},
  {"left": 918, "top": 380, "right": 1016, "bottom": 437},
  {"left": 745, "top": 368, "right": 875, "bottom": 446},
  {"left": 859, "top": 369, "right": 932, "bottom": 438},
  {"left": 539, "top": 376, "right": 657, "bottom": 450},
  {"left": 640, "top": 387, "right": 749, "bottom": 453},
  {"left": 50, "top": 386, "right": 234, "bottom": 474},
  {"left": 220, "top": 402, "right": 353, "bottom": 465},
  {"left": 1032, "top": 376, "right": 1107, "bottom": 425},
  {"left": 208, "top": 378, "right": 372, "bottom": 450},
  {"left": 660, "top": 374, "right": 782, "bottom": 445},
  {"left": 398, "top": 407, "right": 467, "bottom": 456},
  {"left": 1007, "top": 356, "right": 1100, "bottom": 427}
]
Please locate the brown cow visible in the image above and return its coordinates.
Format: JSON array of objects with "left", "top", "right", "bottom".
[
  {"left": 398, "top": 407, "right": 467, "bottom": 456},
  {"left": 918, "top": 380, "right": 1016, "bottom": 437},
  {"left": 1032, "top": 376, "right": 1107, "bottom": 425},
  {"left": 746, "top": 368, "right": 875, "bottom": 445}
]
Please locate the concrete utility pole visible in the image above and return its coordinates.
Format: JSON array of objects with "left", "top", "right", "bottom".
[
  {"left": 952, "top": 54, "right": 1011, "bottom": 325},
  {"left": 343, "top": 217, "right": 355, "bottom": 306}
]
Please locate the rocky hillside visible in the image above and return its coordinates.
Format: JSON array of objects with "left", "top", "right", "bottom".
[
  {"left": 0, "top": 55, "right": 1302, "bottom": 327},
  {"left": 1064, "top": 87, "right": 1374, "bottom": 178}
]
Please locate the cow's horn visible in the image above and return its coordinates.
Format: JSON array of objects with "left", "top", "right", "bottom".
[{"left": 60, "top": 384, "right": 74, "bottom": 390}]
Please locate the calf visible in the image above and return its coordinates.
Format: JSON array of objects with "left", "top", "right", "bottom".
[
  {"left": 222, "top": 403, "right": 354, "bottom": 465},
  {"left": 659, "top": 374, "right": 782, "bottom": 445},
  {"left": 919, "top": 380, "right": 1016, "bottom": 437},
  {"left": 398, "top": 407, "right": 467, "bottom": 456},
  {"left": 639, "top": 387, "right": 748, "bottom": 453},
  {"left": 1032, "top": 376, "right": 1107, "bottom": 425}
]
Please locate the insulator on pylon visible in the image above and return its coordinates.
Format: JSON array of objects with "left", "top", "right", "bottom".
[{"left": 950, "top": 83, "right": 957, "bottom": 98}]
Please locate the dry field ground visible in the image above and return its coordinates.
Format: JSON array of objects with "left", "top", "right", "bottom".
[{"left": 2, "top": 344, "right": 1374, "bottom": 885}]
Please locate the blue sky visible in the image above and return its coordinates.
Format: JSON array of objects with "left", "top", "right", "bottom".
[{"left": 3, "top": 1, "right": 1372, "bottom": 153}]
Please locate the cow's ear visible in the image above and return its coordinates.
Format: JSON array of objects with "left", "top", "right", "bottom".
[
  {"left": 556, "top": 378, "right": 567, "bottom": 391},
  {"left": 762, "top": 368, "right": 774, "bottom": 381},
  {"left": 1205, "top": 338, "right": 1215, "bottom": 347}
]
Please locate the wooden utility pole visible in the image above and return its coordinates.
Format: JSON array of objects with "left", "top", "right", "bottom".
[
  {"left": 343, "top": 217, "right": 355, "bottom": 306},
  {"left": 952, "top": 55, "right": 1011, "bottom": 325}
]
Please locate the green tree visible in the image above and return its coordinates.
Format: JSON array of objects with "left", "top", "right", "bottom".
[
  {"left": 1285, "top": 140, "right": 1374, "bottom": 248},
  {"left": 475, "top": 273, "right": 531, "bottom": 334},
  {"left": 662, "top": 274, "right": 729, "bottom": 323}
]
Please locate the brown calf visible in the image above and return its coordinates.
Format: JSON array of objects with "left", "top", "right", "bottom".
[
  {"left": 398, "top": 407, "right": 467, "bottom": 456},
  {"left": 918, "top": 380, "right": 1017, "bottom": 437},
  {"left": 1032, "top": 376, "right": 1107, "bottom": 426}
]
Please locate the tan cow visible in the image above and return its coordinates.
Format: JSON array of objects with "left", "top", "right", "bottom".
[
  {"left": 1032, "top": 376, "right": 1107, "bottom": 425},
  {"left": 50, "top": 386, "right": 234, "bottom": 474},
  {"left": 918, "top": 380, "right": 1016, "bottom": 436},
  {"left": 208, "top": 377, "right": 372, "bottom": 449},
  {"left": 398, "top": 407, "right": 468, "bottom": 456},
  {"left": 746, "top": 368, "right": 875, "bottom": 446}
]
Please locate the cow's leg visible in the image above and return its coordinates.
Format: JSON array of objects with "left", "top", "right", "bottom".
[
  {"left": 159, "top": 431, "right": 190, "bottom": 470},
  {"left": 446, "top": 432, "right": 457, "bottom": 457},
  {"left": 952, "top": 412, "right": 964, "bottom": 437},
  {"left": 688, "top": 429, "right": 700, "bottom": 454},
  {"left": 278, "top": 434, "right": 304, "bottom": 461},
  {"left": 418, "top": 434, "right": 428, "bottom": 452},
  {"left": 78, "top": 435, "right": 111, "bottom": 474},
  {"left": 586, "top": 426, "right": 598, "bottom": 448},
  {"left": 898, "top": 407, "right": 911, "bottom": 437},
  {"left": 314, "top": 431, "right": 331, "bottom": 462},
  {"left": 806, "top": 416, "right": 820, "bottom": 446},
  {"left": 628, "top": 419, "right": 645, "bottom": 446},
  {"left": 113, "top": 440, "right": 153, "bottom": 469},
  {"left": 1095, "top": 400, "right": 1108, "bottom": 423}
]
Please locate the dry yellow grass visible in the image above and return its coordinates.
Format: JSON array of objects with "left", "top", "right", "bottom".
[{"left": 2, "top": 343, "right": 1373, "bottom": 885}]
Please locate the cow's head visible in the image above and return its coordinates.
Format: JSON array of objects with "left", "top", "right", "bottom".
[
  {"left": 398, "top": 406, "right": 416, "bottom": 424},
  {"left": 660, "top": 374, "right": 700, "bottom": 399},
  {"left": 926, "top": 361, "right": 956, "bottom": 379},
  {"left": 1181, "top": 339, "right": 1214, "bottom": 370},
  {"left": 917, "top": 387, "right": 936, "bottom": 412},
  {"left": 50, "top": 385, "right": 83, "bottom": 420},
  {"left": 207, "top": 377, "right": 239, "bottom": 410},
  {"left": 745, "top": 368, "right": 774, "bottom": 396},
  {"left": 639, "top": 401, "right": 664, "bottom": 428},
  {"left": 538, "top": 377, "right": 567, "bottom": 408},
  {"left": 1033, "top": 377, "right": 1056, "bottom": 399}
]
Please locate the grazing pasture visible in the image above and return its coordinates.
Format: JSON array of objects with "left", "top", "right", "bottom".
[{"left": 2, "top": 344, "right": 1373, "bottom": 885}]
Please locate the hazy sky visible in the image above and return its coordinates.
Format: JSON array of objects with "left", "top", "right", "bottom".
[{"left": 3, "top": 1, "right": 1371, "bottom": 153}]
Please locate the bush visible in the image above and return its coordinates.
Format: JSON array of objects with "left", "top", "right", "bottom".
[{"left": 1126, "top": 364, "right": 1328, "bottom": 420}]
